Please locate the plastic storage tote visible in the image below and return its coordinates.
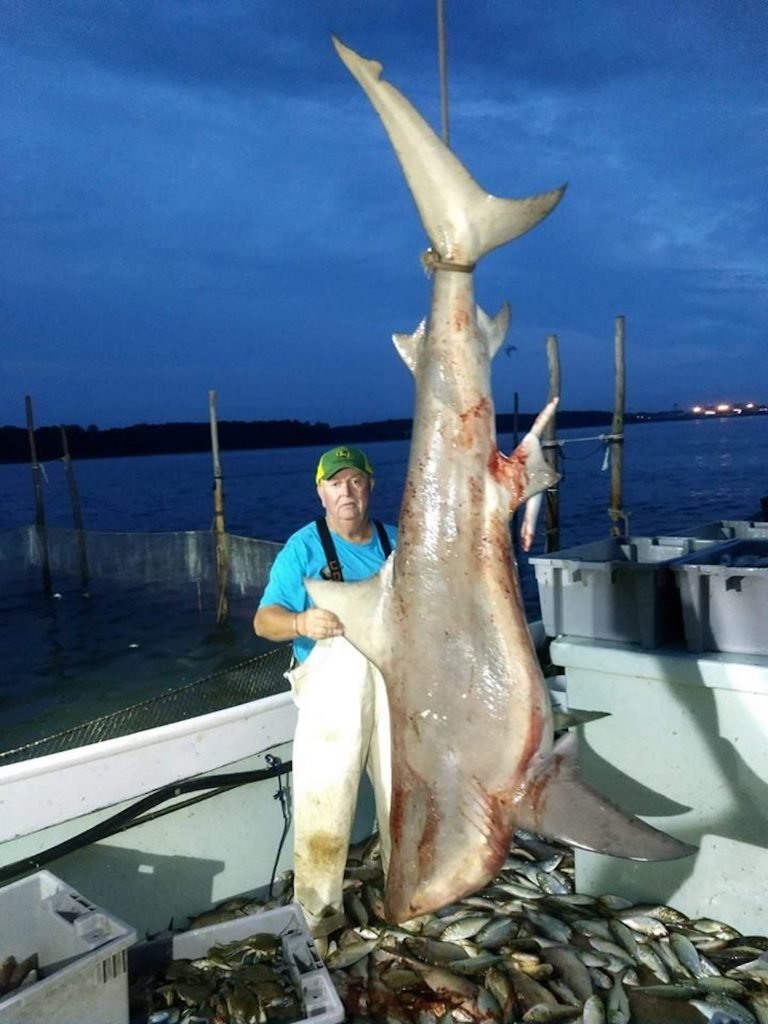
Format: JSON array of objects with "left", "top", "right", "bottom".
[
  {"left": 529, "top": 535, "right": 717, "bottom": 648},
  {"left": 659, "top": 519, "right": 768, "bottom": 543},
  {"left": 671, "top": 538, "right": 768, "bottom": 655},
  {"left": 131, "top": 902, "right": 344, "bottom": 1024},
  {"left": 0, "top": 870, "right": 136, "bottom": 1024}
]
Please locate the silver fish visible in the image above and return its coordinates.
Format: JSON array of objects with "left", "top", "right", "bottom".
[
  {"left": 440, "top": 914, "right": 494, "bottom": 942},
  {"left": 326, "top": 938, "right": 380, "bottom": 970},
  {"left": 473, "top": 915, "right": 520, "bottom": 949},
  {"left": 606, "top": 970, "right": 630, "bottom": 1024},
  {"left": 634, "top": 941, "right": 672, "bottom": 983},
  {"left": 694, "top": 919, "right": 743, "bottom": 942},
  {"left": 539, "top": 946, "right": 593, "bottom": 1003},
  {"left": 582, "top": 993, "right": 607, "bottom": 1024},
  {"left": 615, "top": 912, "right": 669, "bottom": 939},
  {"left": 748, "top": 993, "right": 768, "bottom": 1024},
  {"left": 314, "top": 33, "right": 695, "bottom": 927},
  {"left": 690, "top": 995, "right": 758, "bottom": 1024},
  {"left": 731, "top": 952, "right": 768, "bottom": 983}
]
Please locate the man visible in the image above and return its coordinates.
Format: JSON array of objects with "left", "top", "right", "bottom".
[{"left": 253, "top": 445, "right": 397, "bottom": 938}]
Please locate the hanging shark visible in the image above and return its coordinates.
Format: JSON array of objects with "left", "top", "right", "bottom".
[{"left": 306, "top": 37, "right": 695, "bottom": 923}]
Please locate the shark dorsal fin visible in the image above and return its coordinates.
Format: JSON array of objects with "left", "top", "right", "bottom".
[
  {"left": 477, "top": 303, "right": 511, "bottom": 359},
  {"left": 392, "top": 320, "right": 427, "bottom": 374}
]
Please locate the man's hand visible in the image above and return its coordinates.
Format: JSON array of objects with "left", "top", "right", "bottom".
[{"left": 297, "top": 608, "right": 344, "bottom": 641}]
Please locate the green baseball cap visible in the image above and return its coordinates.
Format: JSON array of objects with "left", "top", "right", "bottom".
[{"left": 315, "top": 446, "right": 373, "bottom": 484}]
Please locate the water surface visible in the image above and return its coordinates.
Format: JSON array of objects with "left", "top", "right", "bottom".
[{"left": 1, "top": 416, "right": 765, "bottom": 747}]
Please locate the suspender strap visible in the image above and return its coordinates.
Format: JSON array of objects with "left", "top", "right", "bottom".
[
  {"left": 314, "top": 517, "right": 393, "bottom": 582},
  {"left": 315, "top": 516, "right": 344, "bottom": 581},
  {"left": 373, "top": 519, "right": 393, "bottom": 558}
]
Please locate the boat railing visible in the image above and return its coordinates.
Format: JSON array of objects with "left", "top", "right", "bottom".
[{"left": 0, "top": 644, "right": 292, "bottom": 769}]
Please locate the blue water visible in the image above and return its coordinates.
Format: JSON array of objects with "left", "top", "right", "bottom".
[
  {"left": 1, "top": 416, "right": 766, "bottom": 747},
  {"left": 3, "top": 417, "right": 765, "bottom": 541}
]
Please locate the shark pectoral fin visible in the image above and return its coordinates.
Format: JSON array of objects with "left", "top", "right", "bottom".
[
  {"left": 477, "top": 303, "right": 511, "bottom": 359},
  {"left": 304, "top": 556, "right": 393, "bottom": 668},
  {"left": 393, "top": 320, "right": 427, "bottom": 374},
  {"left": 513, "top": 732, "right": 697, "bottom": 861},
  {"left": 494, "top": 403, "right": 561, "bottom": 517}
]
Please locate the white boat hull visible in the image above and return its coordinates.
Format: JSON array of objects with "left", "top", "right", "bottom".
[
  {"left": 0, "top": 693, "right": 304, "bottom": 935},
  {"left": 0, "top": 691, "right": 298, "bottom": 845}
]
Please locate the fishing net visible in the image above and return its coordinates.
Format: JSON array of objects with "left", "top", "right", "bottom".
[
  {"left": 0, "top": 525, "right": 289, "bottom": 755},
  {"left": 0, "top": 644, "right": 292, "bottom": 767},
  {"left": 0, "top": 524, "right": 281, "bottom": 605}
]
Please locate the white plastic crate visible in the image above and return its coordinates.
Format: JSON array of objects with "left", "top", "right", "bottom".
[
  {"left": 672, "top": 538, "right": 768, "bottom": 654},
  {"left": 166, "top": 903, "right": 344, "bottom": 1024},
  {"left": 529, "top": 536, "right": 715, "bottom": 648},
  {"left": 0, "top": 870, "right": 136, "bottom": 1024}
]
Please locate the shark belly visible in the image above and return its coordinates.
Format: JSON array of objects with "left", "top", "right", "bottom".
[{"left": 381, "top": 272, "right": 550, "bottom": 920}]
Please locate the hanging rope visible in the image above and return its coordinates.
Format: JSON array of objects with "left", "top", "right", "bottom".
[
  {"left": 538, "top": 433, "right": 626, "bottom": 491},
  {"left": 541, "top": 431, "right": 624, "bottom": 448},
  {"left": 608, "top": 506, "right": 631, "bottom": 536},
  {"left": 539, "top": 432, "right": 630, "bottom": 533},
  {"left": 541, "top": 432, "right": 623, "bottom": 464},
  {"left": 437, "top": 0, "right": 450, "bottom": 147}
]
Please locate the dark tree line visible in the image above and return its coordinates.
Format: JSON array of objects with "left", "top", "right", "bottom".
[
  {"left": 0, "top": 408, "right": 722, "bottom": 465},
  {"left": 0, "top": 418, "right": 415, "bottom": 464}
]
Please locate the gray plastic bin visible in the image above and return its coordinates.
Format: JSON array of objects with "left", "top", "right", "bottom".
[
  {"left": 672, "top": 538, "right": 768, "bottom": 655},
  {"left": 529, "top": 536, "right": 716, "bottom": 648},
  {"left": 660, "top": 519, "right": 768, "bottom": 543}
]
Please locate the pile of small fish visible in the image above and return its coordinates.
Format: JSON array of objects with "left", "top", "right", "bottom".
[
  {"left": 0, "top": 952, "right": 39, "bottom": 997},
  {"left": 138, "top": 931, "right": 304, "bottom": 1024},
  {"left": 142, "top": 831, "right": 768, "bottom": 1024},
  {"left": 315, "top": 833, "right": 768, "bottom": 1024}
]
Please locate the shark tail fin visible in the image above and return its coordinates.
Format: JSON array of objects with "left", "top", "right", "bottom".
[
  {"left": 514, "top": 731, "right": 697, "bottom": 861},
  {"left": 333, "top": 36, "right": 566, "bottom": 265},
  {"left": 474, "top": 188, "right": 566, "bottom": 261}
]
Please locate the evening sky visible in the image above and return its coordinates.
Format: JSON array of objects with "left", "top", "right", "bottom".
[{"left": 2, "top": 1, "right": 766, "bottom": 428}]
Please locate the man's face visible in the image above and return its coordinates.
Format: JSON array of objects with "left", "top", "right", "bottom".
[{"left": 317, "top": 467, "right": 372, "bottom": 524}]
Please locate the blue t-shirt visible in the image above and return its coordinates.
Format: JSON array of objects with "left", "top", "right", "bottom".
[{"left": 259, "top": 519, "right": 397, "bottom": 662}]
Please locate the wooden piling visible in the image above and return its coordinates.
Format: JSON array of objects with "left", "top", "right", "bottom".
[
  {"left": 544, "top": 335, "right": 561, "bottom": 552},
  {"left": 209, "top": 389, "right": 229, "bottom": 624},
  {"left": 609, "top": 315, "right": 627, "bottom": 536},
  {"left": 25, "top": 395, "right": 52, "bottom": 595},
  {"left": 60, "top": 425, "right": 90, "bottom": 594}
]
